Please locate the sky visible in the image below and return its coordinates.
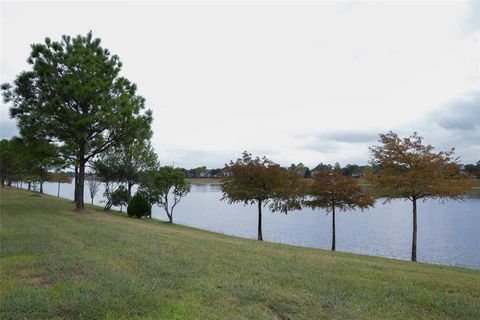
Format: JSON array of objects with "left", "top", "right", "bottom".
[{"left": 1, "top": 1, "right": 479, "bottom": 168}]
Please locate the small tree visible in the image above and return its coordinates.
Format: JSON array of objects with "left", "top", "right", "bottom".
[
  {"left": 221, "top": 152, "right": 304, "bottom": 241},
  {"left": 93, "top": 151, "right": 124, "bottom": 210},
  {"left": 50, "top": 172, "right": 71, "bottom": 197},
  {"left": 24, "top": 136, "right": 63, "bottom": 194},
  {"left": 368, "top": 131, "right": 474, "bottom": 261},
  {"left": 127, "top": 192, "right": 151, "bottom": 218},
  {"left": 92, "top": 139, "right": 157, "bottom": 197},
  {"left": 139, "top": 167, "right": 191, "bottom": 223},
  {"left": 87, "top": 176, "right": 101, "bottom": 204},
  {"left": 110, "top": 185, "right": 130, "bottom": 212},
  {"left": 304, "top": 164, "right": 374, "bottom": 251}
]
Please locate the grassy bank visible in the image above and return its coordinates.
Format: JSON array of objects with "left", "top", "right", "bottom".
[{"left": 1, "top": 188, "right": 479, "bottom": 319}]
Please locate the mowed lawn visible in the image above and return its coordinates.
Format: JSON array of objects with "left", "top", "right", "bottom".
[{"left": 1, "top": 188, "right": 479, "bottom": 319}]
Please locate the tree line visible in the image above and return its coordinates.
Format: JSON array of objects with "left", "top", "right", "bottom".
[
  {"left": 0, "top": 32, "right": 193, "bottom": 223},
  {"left": 175, "top": 160, "right": 480, "bottom": 180},
  {"left": 221, "top": 132, "right": 474, "bottom": 261},
  {"left": 0, "top": 32, "right": 476, "bottom": 263}
]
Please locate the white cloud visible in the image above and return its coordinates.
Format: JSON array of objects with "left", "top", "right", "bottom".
[{"left": 1, "top": 1, "right": 478, "bottom": 166}]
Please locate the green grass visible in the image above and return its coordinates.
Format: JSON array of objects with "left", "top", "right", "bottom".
[{"left": 1, "top": 187, "right": 479, "bottom": 319}]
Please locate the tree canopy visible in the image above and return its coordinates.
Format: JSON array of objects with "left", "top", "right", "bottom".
[{"left": 368, "top": 132, "right": 473, "bottom": 202}]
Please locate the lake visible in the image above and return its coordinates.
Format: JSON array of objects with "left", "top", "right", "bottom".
[{"left": 25, "top": 181, "right": 480, "bottom": 269}]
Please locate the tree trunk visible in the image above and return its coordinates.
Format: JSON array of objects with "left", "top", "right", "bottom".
[
  {"left": 57, "top": 181, "right": 60, "bottom": 197},
  {"left": 40, "top": 181, "right": 43, "bottom": 194},
  {"left": 257, "top": 200, "right": 263, "bottom": 241},
  {"left": 91, "top": 197, "right": 94, "bottom": 205},
  {"left": 128, "top": 182, "right": 133, "bottom": 197},
  {"left": 332, "top": 205, "right": 336, "bottom": 251},
  {"left": 165, "top": 208, "right": 172, "bottom": 223},
  {"left": 104, "top": 182, "right": 112, "bottom": 210},
  {"left": 75, "top": 149, "right": 86, "bottom": 210},
  {"left": 74, "top": 166, "right": 79, "bottom": 203},
  {"left": 411, "top": 198, "right": 417, "bottom": 262},
  {"left": 164, "top": 195, "right": 173, "bottom": 222},
  {"left": 28, "top": 182, "right": 31, "bottom": 190}
]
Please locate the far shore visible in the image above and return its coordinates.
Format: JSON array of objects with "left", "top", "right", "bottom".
[
  {"left": 187, "top": 178, "right": 223, "bottom": 185},
  {"left": 186, "top": 177, "right": 480, "bottom": 197}
]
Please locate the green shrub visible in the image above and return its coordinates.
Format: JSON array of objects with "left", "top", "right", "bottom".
[
  {"left": 111, "top": 185, "right": 130, "bottom": 212},
  {"left": 127, "top": 192, "right": 151, "bottom": 218}
]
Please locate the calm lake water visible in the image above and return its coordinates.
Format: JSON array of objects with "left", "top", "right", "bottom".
[{"left": 25, "top": 181, "right": 480, "bottom": 269}]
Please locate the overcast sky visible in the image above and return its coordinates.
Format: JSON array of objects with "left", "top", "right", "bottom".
[{"left": 1, "top": 1, "right": 479, "bottom": 168}]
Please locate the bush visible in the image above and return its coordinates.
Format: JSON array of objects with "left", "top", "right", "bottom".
[{"left": 127, "top": 192, "right": 151, "bottom": 218}]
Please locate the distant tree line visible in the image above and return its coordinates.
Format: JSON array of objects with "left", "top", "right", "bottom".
[
  {"left": 463, "top": 161, "right": 480, "bottom": 179},
  {"left": 176, "top": 161, "right": 478, "bottom": 181}
]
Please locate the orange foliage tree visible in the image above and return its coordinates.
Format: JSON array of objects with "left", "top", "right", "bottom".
[
  {"left": 304, "top": 164, "right": 374, "bottom": 251},
  {"left": 221, "top": 152, "right": 304, "bottom": 241},
  {"left": 368, "top": 132, "right": 474, "bottom": 261}
]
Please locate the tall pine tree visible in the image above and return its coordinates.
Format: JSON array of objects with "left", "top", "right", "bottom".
[{"left": 2, "top": 32, "right": 152, "bottom": 209}]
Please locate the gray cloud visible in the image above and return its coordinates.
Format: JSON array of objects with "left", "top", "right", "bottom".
[
  {"left": 322, "top": 131, "right": 379, "bottom": 143},
  {"left": 297, "top": 129, "right": 379, "bottom": 152},
  {"left": 428, "top": 91, "right": 480, "bottom": 131},
  {"left": 398, "top": 91, "right": 480, "bottom": 164},
  {"left": 298, "top": 140, "right": 339, "bottom": 153},
  {"left": 463, "top": 1, "right": 480, "bottom": 34}
]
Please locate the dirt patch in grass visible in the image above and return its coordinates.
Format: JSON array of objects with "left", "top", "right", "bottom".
[
  {"left": 2, "top": 259, "right": 54, "bottom": 288},
  {"left": 268, "top": 306, "right": 290, "bottom": 320},
  {"left": 21, "top": 272, "right": 53, "bottom": 288}
]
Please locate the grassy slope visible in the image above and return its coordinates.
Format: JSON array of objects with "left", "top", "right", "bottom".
[{"left": 0, "top": 188, "right": 479, "bottom": 320}]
